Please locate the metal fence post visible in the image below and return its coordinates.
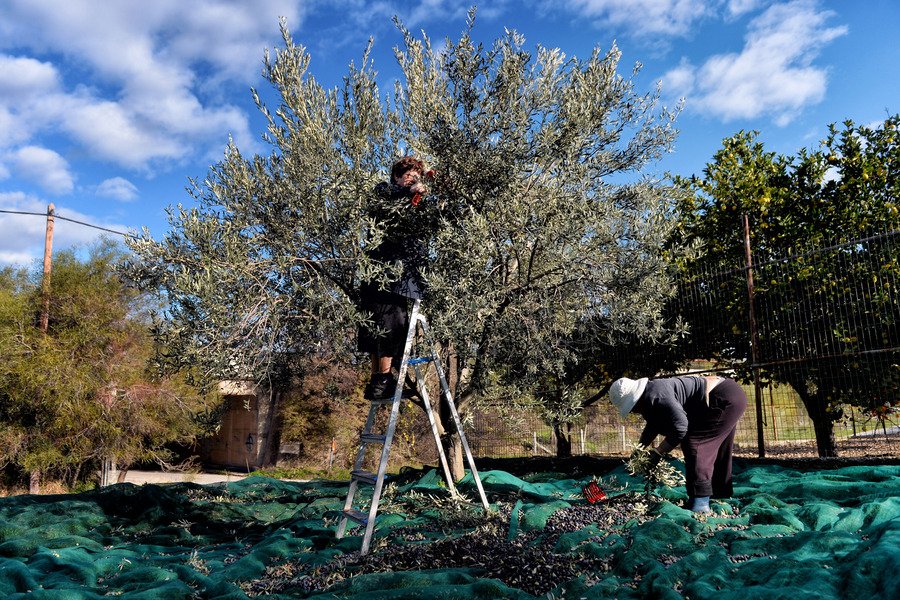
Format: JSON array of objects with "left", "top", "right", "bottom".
[{"left": 742, "top": 214, "right": 766, "bottom": 458}]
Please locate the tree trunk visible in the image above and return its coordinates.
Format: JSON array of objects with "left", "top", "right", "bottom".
[
  {"left": 117, "top": 465, "right": 129, "bottom": 483},
  {"left": 795, "top": 388, "right": 838, "bottom": 457},
  {"left": 553, "top": 421, "right": 573, "bottom": 458},
  {"left": 437, "top": 391, "right": 466, "bottom": 481},
  {"left": 258, "top": 389, "right": 282, "bottom": 467},
  {"left": 29, "top": 470, "right": 40, "bottom": 494},
  {"left": 445, "top": 427, "right": 465, "bottom": 481},
  {"left": 440, "top": 348, "right": 465, "bottom": 481},
  {"left": 807, "top": 398, "right": 837, "bottom": 458}
]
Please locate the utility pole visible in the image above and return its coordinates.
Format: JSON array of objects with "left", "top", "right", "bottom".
[
  {"left": 39, "top": 203, "right": 55, "bottom": 333},
  {"left": 31, "top": 203, "right": 55, "bottom": 494}
]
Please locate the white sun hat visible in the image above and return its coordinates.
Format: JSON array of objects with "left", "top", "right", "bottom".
[{"left": 609, "top": 377, "right": 649, "bottom": 418}]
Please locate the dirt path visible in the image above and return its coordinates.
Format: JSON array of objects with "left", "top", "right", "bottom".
[{"left": 120, "top": 470, "right": 249, "bottom": 485}]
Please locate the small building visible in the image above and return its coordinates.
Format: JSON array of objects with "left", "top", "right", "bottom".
[{"left": 198, "top": 381, "right": 281, "bottom": 471}]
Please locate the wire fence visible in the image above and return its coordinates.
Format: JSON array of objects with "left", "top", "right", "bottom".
[{"left": 468, "top": 220, "right": 900, "bottom": 459}]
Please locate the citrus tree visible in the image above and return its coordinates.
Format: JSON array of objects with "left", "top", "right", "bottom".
[{"left": 675, "top": 116, "right": 900, "bottom": 456}]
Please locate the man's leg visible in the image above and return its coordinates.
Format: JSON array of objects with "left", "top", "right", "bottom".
[
  {"left": 372, "top": 354, "right": 392, "bottom": 375},
  {"left": 711, "top": 424, "right": 738, "bottom": 498},
  {"left": 684, "top": 379, "right": 745, "bottom": 500},
  {"left": 708, "top": 379, "right": 747, "bottom": 497}
]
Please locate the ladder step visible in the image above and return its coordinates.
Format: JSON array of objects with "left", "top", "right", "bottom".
[
  {"left": 360, "top": 433, "right": 386, "bottom": 444},
  {"left": 351, "top": 469, "right": 378, "bottom": 485},
  {"left": 369, "top": 388, "right": 416, "bottom": 405},
  {"left": 407, "top": 356, "right": 434, "bottom": 365},
  {"left": 343, "top": 508, "right": 369, "bottom": 525}
]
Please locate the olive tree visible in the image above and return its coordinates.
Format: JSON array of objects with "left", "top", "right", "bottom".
[
  {"left": 393, "top": 15, "right": 681, "bottom": 463},
  {"left": 125, "top": 14, "right": 681, "bottom": 476}
]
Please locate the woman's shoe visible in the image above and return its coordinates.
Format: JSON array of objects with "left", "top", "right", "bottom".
[{"left": 691, "top": 496, "right": 712, "bottom": 513}]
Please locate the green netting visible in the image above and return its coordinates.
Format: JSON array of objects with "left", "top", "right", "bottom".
[{"left": 0, "top": 462, "right": 898, "bottom": 599}]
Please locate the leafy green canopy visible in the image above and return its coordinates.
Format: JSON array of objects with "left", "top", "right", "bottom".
[
  {"left": 124, "top": 14, "right": 681, "bottom": 409},
  {"left": 393, "top": 15, "right": 681, "bottom": 399},
  {"left": 674, "top": 116, "right": 900, "bottom": 456},
  {"left": 0, "top": 241, "right": 217, "bottom": 486}
]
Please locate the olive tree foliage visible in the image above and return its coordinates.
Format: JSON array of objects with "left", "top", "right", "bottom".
[
  {"left": 125, "top": 14, "right": 682, "bottom": 472},
  {"left": 124, "top": 20, "right": 400, "bottom": 387},
  {"left": 390, "top": 14, "right": 682, "bottom": 456}
]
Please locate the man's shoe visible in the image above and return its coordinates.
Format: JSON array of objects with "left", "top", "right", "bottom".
[{"left": 364, "top": 374, "right": 397, "bottom": 400}]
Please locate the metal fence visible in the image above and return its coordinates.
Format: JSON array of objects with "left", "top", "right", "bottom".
[{"left": 469, "top": 221, "right": 900, "bottom": 459}]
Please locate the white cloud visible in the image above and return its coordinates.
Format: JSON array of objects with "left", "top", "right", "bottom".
[
  {"left": 662, "top": 0, "right": 847, "bottom": 124},
  {"left": 8, "top": 146, "right": 74, "bottom": 195},
  {"left": 0, "top": 192, "right": 127, "bottom": 267},
  {"left": 0, "top": 250, "right": 35, "bottom": 265},
  {"left": 663, "top": 58, "right": 696, "bottom": 94},
  {"left": 96, "top": 177, "right": 139, "bottom": 202},
  {"left": 726, "top": 0, "right": 766, "bottom": 18},
  {"left": 0, "top": 0, "right": 496, "bottom": 175},
  {"left": 0, "top": 55, "right": 61, "bottom": 100},
  {"left": 564, "top": 0, "right": 712, "bottom": 37},
  {"left": 163, "top": 1, "right": 309, "bottom": 82},
  {"left": 0, "top": 55, "right": 62, "bottom": 149},
  {"left": 56, "top": 97, "right": 187, "bottom": 169},
  {"left": 0, "top": 0, "right": 306, "bottom": 174},
  {"left": 405, "top": 0, "right": 477, "bottom": 26}
]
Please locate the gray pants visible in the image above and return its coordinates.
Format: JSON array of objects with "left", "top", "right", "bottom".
[{"left": 681, "top": 378, "right": 747, "bottom": 498}]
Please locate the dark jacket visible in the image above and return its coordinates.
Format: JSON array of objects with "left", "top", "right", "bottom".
[
  {"left": 637, "top": 376, "right": 708, "bottom": 448},
  {"left": 361, "top": 181, "right": 438, "bottom": 300}
]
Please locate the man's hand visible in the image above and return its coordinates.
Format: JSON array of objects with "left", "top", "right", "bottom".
[
  {"left": 410, "top": 182, "right": 427, "bottom": 195},
  {"left": 648, "top": 447, "right": 665, "bottom": 466}
]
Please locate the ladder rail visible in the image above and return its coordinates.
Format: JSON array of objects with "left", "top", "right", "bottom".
[
  {"left": 413, "top": 363, "right": 458, "bottom": 498},
  {"left": 417, "top": 313, "right": 490, "bottom": 510},
  {"left": 337, "top": 299, "right": 489, "bottom": 555},
  {"left": 358, "top": 299, "right": 423, "bottom": 555},
  {"left": 336, "top": 399, "right": 381, "bottom": 539}
]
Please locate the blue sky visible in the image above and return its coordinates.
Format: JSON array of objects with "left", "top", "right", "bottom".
[{"left": 1, "top": 0, "right": 897, "bottom": 267}]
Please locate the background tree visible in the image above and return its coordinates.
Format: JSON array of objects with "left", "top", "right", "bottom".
[
  {"left": 125, "top": 14, "right": 682, "bottom": 478},
  {"left": 0, "top": 241, "right": 217, "bottom": 493},
  {"left": 674, "top": 116, "right": 900, "bottom": 457}
]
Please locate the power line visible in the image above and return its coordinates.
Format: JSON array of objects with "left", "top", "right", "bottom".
[{"left": 0, "top": 208, "right": 129, "bottom": 237}]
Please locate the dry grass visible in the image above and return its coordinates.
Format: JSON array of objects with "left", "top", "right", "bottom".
[{"left": 0, "top": 479, "right": 70, "bottom": 497}]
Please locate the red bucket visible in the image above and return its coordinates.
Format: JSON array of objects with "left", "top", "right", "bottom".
[{"left": 582, "top": 481, "right": 606, "bottom": 503}]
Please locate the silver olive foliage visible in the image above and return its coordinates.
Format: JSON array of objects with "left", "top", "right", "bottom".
[
  {"left": 124, "top": 20, "right": 398, "bottom": 385},
  {"left": 393, "top": 13, "right": 681, "bottom": 402},
  {"left": 124, "top": 13, "right": 681, "bottom": 414}
]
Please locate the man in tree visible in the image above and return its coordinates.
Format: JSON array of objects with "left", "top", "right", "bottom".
[{"left": 358, "top": 156, "right": 433, "bottom": 400}]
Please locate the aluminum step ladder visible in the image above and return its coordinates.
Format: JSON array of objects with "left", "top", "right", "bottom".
[{"left": 336, "top": 299, "right": 489, "bottom": 555}]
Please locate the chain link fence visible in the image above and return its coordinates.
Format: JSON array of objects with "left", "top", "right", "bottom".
[{"left": 469, "top": 221, "right": 900, "bottom": 459}]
